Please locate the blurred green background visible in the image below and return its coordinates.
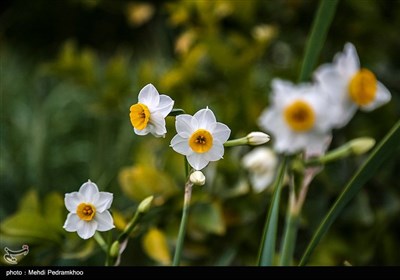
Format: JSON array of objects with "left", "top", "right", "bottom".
[{"left": 1, "top": 0, "right": 399, "bottom": 266}]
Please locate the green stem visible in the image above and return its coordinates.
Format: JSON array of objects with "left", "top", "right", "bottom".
[
  {"left": 306, "top": 146, "right": 350, "bottom": 166},
  {"left": 94, "top": 232, "right": 111, "bottom": 266},
  {"left": 298, "top": 0, "right": 339, "bottom": 82},
  {"left": 105, "top": 231, "right": 112, "bottom": 266},
  {"left": 117, "top": 211, "right": 141, "bottom": 243},
  {"left": 93, "top": 232, "right": 108, "bottom": 253},
  {"left": 172, "top": 180, "right": 193, "bottom": 266},
  {"left": 257, "top": 157, "right": 287, "bottom": 266},
  {"left": 224, "top": 137, "right": 247, "bottom": 147},
  {"left": 299, "top": 119, "right": 400, "bottom": 265},
  {"left": 184, "top": 157, "right": 190, "bottom": 179}
]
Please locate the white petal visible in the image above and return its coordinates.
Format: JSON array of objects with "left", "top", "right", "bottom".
[
  {"left": 134, "top": 127, "right": 150, "bottom": 136},
  {"left": 187, "top": 153, "right": 210, "bottom": 170},
  {"left": 171, "top": 135, "right": 191, "bottom": 156},
  {"left": 335, "top": 42, "right": 359, "bottom": 78},
  {"left": 211, "top": 123, "right": 231, "bottom": 143},
  {"left": 314, "top": 71, "right": 356, "bottom": 129},
  {"left": 149, "top": 112, "right": 167, "bottom": 137},
  {"left": 332, "top": 99, "right": 358, "bottom": 129},
  {"left": 314, "top": 65, "right": 350, "bottom": 103},
  {"left": 194, "top": 108, "right": 216, "bottom": 130},
  {"left": 242, "top": 147, "right": 277, "bottom": 172},
  {"left": 76, "top": 220, "right": 98, "bottom": 240},
  {"left": 94, "top": 192, "right": 113, "bottom": 213},
  {"left": 360, "top": 82, "right": 391, "bottom": 111},
  {"left": 306, "top": 93, "right": 334, "bottom": 132},
  {"left": 314, "top": 64, "right": 345, "bottom": 92},
  {"left": 274, "top": 129, "right": 301, "bottom": 154},
  {"left": 271, "top": 79, "right": 293, "bottom": 95},
  {"left": 138, "top": 84, "right": 160, "bottom": 107},
  {"left": 176, "top": 114, "right": 195, "bottom": 137},
  {"left": 94, "top": 211, "right": 115, "bottom": 231},
  {"left": 304, "top": 133, "right": 332, "bottom": 158},
  {"left": 64, "top": 192, "right": 82, "bottom": 213},
  {"left": 258, "top": 107, "right": 284, "bottom": 138},
  {"left": 63, "top": 213, "right": 80, "bottom": 232},
  {"left": 156, "top": 95, "right": 174, "bottom": 117},
  {"left": 250, "top": 172, "right": 274, "bottom": 193},
  {"left": 204, "top": 141, "right": 224, "bottom": 162},
  {"left": 79, "top": 180, "right": 99, "bottom": 203}
]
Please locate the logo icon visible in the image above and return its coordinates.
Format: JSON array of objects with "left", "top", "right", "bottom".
[{"left": 3, "top": 245, "right": 29, "bottom": 265}]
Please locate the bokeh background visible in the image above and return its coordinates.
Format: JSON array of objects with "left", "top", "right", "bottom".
[{"left": 1, "top": 0, "right": 399, "bottom": 266}]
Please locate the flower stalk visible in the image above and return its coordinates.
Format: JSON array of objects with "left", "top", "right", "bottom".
[{"left": 172, "top": 178, "right": 194, "bottom": 266}]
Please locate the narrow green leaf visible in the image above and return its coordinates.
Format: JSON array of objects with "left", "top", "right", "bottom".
[
  {"left": 298, "top": 0, "right": 339, "bottom": 82},
  {"left": 279, "top": 212, "right": 299, "bottom": 266},
  {"left": 258, "top": 157, "right": 287, "bottom": 266},
  {"left": 300, "top": 119, "right": 400, "bottom": 265}
]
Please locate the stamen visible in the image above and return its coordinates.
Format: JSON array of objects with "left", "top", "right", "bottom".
[
  {"left": 349, "top": 69, "right": 377, "bottom": 106},
  {"left": 130, "top": 103, "right": 150, "bottom": 130},
  {"left": 189, "top": 129, "right": 213, "bottom": 153},
  {"left": 77, "top": 203, "right": 96, "bottom": 221},
  {"left": 284, "top": 100, "right": 315, "bottom": 132}
]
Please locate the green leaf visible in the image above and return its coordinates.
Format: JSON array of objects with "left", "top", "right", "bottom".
[
  {"left": 43, "top": 192, "right": 65, "bottom": 228},
  {"left": 0, "top": 190, "right": 64, "bottom": 246},
  {"left": 189, "top": 201, "right": 226, "bottom": 235},
  {"left": 298, "top": 0, "right": 339, "bottom": 82},
  {"left": 279, "top": 212, "right": 299, "bottom": 266},
  {"left": 0, "top": 212, "right": 63, "bottom": 244},
  {"left": 300, "top": 119, "right": 400, "bottom": 265},
  {"left": 257, "top": 157, "right": 287, "bottom": 266},
  {"left": 18, "top": 190, "right": 40, "bottom": 213},
  {"left": 118, "top": 165, "right": 177, "bottom": 203}
]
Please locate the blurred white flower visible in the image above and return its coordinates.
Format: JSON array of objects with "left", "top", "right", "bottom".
[
  {"left": 242, "top": 147, "right": 278, "bottom": 193},
  {"left": 63, "top": 180, "right": 114, "bottom": 240},
  {"left": 170, "top": 107, "right": 231, "bottom": 170},
  {"left": 130, "top": 84, "right": 174, "bottom": 137},
  {"left": 258, "top": 79, "right": 333, "bottom": 156},
  {"left": 314, "top": 42, "right": 391, "bottom": 128}
]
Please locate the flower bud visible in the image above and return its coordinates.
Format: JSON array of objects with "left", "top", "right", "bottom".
[
  {"left": 138, "top": 196, "right": 154, "bottom": 214},
  {"left": 110, "top": 240, "right": 120, "bottom": 258},
  {"left": 246, "top": 132, "right": 270, "bottom": 146},
  {"left": 189, "top": 170, "right": 206, "bottom": 186},
  {"left": 348, "top": 137, "right": 375, "bottom": 155}
]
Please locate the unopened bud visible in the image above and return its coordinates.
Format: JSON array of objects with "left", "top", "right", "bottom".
[
  {"left": 138, "top": 196, "right": 154, "bottom": 213},
  {"left": 348, "top": 137, "right": 375, "bottom": 155},
  {"left": 189, "top": 171, "right": 206, "bottom": 186},
  {"left": 110, "top": 240, "right": 120, "bottom": 258},
  {"left": 246, "top": 132, "right": 270, "bottom": 146}
]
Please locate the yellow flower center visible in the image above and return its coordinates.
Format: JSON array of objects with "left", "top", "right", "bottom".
[
  {"left": 189, "top": 129, "right": 213, "bottom": 153},
  {"left": 348, "top": 68, "right": 377, "bottom": 106},
  {"left": 130, "top": 103, "right": 150, "bottom": 130},
  {"left": 284, "top": 100, "right": 315, "bottom": 132},
  {"left": 76, "top": 203, "right": 96, "bottom": 221}
]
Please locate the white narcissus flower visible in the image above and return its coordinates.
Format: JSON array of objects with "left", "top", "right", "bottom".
[
  {"left": 241, "top": 147, "right": 278, "bottom": 193},
  {"left": 63, "top": 180, "right": 115, "bottom": 240},
  {"left": 130, "top": 84, "right": 174, "bottom": 137},
  {"left": 314, "top": 42, "right": 391, "bottom": 128},
  {"left": 258, "top": 79, "right": 333, "bottom": 156},
  {"left": 170, "top": 107, "right": 231, "bottom": 170}
]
